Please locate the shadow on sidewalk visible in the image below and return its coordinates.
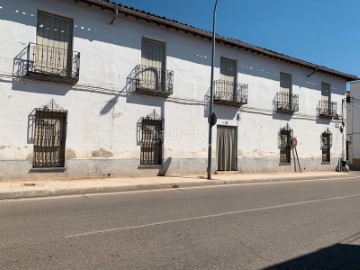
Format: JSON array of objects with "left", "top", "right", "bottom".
[{"left": 263, "top": 232, "right": 360, "bottom": 269}]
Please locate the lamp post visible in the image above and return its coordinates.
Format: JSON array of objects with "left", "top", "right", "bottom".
[{"left": 207, "top": 0, "right": 219, "bottom": 180}]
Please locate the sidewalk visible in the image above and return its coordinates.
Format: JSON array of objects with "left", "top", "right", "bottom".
[{"left": 0, "top": 171, "right": 358, "bottom": 200}]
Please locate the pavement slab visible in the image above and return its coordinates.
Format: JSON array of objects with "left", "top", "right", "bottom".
[{"left": 0, "top": 171, "right": 358, "bottom": 200}]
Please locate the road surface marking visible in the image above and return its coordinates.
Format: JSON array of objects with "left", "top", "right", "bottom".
[{"left": 66, "top": 192, "right": 360, "bottom": 238}]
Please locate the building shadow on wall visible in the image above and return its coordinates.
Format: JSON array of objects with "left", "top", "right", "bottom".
[
  {"left": 99, "top": 86, "right": 126, "bottom": 116},
  {"left": 316, "top": 116, "right": 333, "bottom": 125},
  {"left": 158, "top": 157, "right": 172, "bottom": 176},
  {"left": 204, "top": 88, "right": 240, "bottom": 121},
  {"left": 27, "top": 109, "right": 36, "bottom": 144},
  {"left": 204, "top": 88, "right": 211, "bottom": 118},
  {"left": 12, "top": 46, "right": 28, "bottom": 77}
]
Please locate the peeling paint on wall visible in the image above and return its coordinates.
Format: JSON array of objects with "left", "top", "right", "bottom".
[
  {"left": 66, "top": 148, "right": 76, "bottom": 159},
  {"left": 112, "top": 109, "right": 122, "bottom": 119},
  {"left": 26, "top": 153, "right": 33, "bottom": 160},
  {"left": 92, "top": 148, "right": 114, "bottom": 158}
]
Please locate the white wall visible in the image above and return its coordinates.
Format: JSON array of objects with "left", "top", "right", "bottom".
[
  {"left": 0, "top": 0, "right": 347, "bottom": 179},
  {"left": 348, "top": 81, "right": 360, "bottom": 164}
]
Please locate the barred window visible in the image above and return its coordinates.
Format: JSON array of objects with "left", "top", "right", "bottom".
[
  {"left": 140, "top": 38, "right": 166, "bottom": 91},
  {"left": 278, "top": 124, "right": 293, "bottom": 164},
  {"left": 140, "top": 116, "right": 163, "bottom": 166},
  {"left": 36, "top": 11, "right": 74, "bottom": 76},
  {"left": 321, "top": 128, "right": 332, "bottom": 163},
  {"left": 33, "top": 107, "right": 67, "bottom": 168}
]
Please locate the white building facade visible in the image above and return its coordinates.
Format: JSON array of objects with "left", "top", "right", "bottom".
[
  {"left": 347, "top": 82, "right": 360, "bottom": 166},
  {"left": 0, "top": 0, "right": 357, "bottom": 180}
]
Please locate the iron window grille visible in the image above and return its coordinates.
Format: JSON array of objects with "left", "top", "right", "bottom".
[
  {"left": 214, "top": 80, "right": 248, "bottom": 106},
  {"left": 33, "top": 99, "right": 67, "bottom": 168},
  {"left": 26, "top": 42, "right": 80, "bottom": 84},
  {"left": 278, "top": 124, "right": 293, "bottom": 164},
  {"left": 321, "top": 128, "right": 332, "bottom": 163},
  {"left": 276, "top": 92, "right": 299, "bottom": 112},
  {"left": 140, "top": 112, "right": 163, "bottom": 165},
  {"left": 318, "top": 100, "right": 337, "bottom": 118},
  {"left": 132, "top": 64, "right": 173, "bottom": 96}
]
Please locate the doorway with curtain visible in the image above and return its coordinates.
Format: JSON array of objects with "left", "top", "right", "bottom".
[{"left": 217, "top": 126, "right": 237, "bottom": 171}]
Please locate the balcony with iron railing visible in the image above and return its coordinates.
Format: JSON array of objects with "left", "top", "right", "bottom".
[
  {"left": 128, "top": 65, "right": 173, "bottom": 97},
  {"left": 275, "top": 92, "right": 299, "bottom": 113},
  {"left": 213, "top": 80, "right": 248, "bottom": 107},
  {"left": 25, "top": 42, "right": 80, "bottom": 84},
  {"left": 318, "top": 100, "right": 337, "bottom": 118}
]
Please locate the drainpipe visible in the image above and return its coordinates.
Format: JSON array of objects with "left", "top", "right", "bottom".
[{"left": 110, "top": 3, "right": 119, "bottom": 24}]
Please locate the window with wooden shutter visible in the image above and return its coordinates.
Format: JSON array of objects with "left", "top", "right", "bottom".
[
  {"left": 140, "top": 38, "right": 166, "bottom": 90},
  {"left": 36, "top": 11, "right": 73, "bottom": 76}
]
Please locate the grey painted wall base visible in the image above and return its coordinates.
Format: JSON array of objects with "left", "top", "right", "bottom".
[
  {"left": 237, "top": 157, "right": 339, "bottom": 173},
  {"left": 0, "top": 156, "right": 338, "bottom": 181},
  {"left": 0, "top": 158, "right": 216, "bottom": 181}
]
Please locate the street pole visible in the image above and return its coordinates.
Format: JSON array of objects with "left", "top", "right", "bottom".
[{"left": 207, "top": 0, "right": 219, "bottom": 180}]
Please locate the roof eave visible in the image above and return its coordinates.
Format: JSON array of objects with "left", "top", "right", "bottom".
[{"left": 74, "top": 0, "right": 359, "bottom": 82}]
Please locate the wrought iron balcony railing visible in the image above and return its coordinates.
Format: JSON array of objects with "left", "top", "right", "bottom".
[
  {"left": 318, "top": 100, "right": 337, "bottom": 118},
  {"left": 131, "top": 65, "right": 173, "bottom": 97},
  {"left": 213, "top": 80, "right": 248, "bottom": 107},
  {"left": 25, "top": 42, "right": 80, "bottom": 84},
  {"left": 276, "top": 92, "right": 299, "bottom": 113}
]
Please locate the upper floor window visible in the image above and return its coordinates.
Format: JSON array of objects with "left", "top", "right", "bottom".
[
  {"left": 213, "top": 57, "right": 248, "bottom": 106},
  {"left": 321, "top": 82, "right": 331, "bottom": 104},
  {"left": 129, "top": 38, "right": 173, "bottom": 96},
  {"left": 276, "top": 72, "right": 298, "bottom": 112},
  {"left": 318, "top": 82, "right": 337, "bottom": 117},
  {"left": 25, "top": 11, "right": 80, "bottom": 83},
  {"left": 220, "top": 57, "right": 236, "bottom": 84}
]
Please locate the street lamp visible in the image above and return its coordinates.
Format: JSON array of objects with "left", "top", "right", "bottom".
[{"left": 207, "top": 0, "right": 219, "bottom": 180}]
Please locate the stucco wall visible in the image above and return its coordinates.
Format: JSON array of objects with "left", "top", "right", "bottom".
[
  {"left": 0, "top": 0, "right": 347, "bottom": 179},
  {"left": 348, "top": 81, "right": 360, "bottom": 165}
]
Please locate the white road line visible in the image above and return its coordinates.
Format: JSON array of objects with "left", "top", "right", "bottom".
[
  {"left": 1, "top": 175, "right": 359, "bottom": 202},
  {"left": 65, "top": 192, "right": 360, "bottom": 239}
]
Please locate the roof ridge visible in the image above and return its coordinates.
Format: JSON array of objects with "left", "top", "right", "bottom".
[{"left": 77, "top": 0, "right": 358, "bottom": 81}]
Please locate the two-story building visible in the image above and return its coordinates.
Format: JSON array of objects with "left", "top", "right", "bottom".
[
  {"left": 0, "top": 0, "right": 357, "bottom": 180},
  {"left": 347, "top": 83, "right": 360, "bottom": 166}
]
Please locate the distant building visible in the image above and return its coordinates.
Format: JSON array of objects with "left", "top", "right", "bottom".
[
  {"left": 347, "top": 83, "right": 360, "bottom": 166},
  {"left": 0, "top": 0, "right": 357, "bottom": 180}
]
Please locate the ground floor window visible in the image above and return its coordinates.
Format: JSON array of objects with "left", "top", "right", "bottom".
[
  {"left": 33, "top": 100, "right": 67, "bottom": 168},
  {"left": 321, "top": 128, "right": 332, "bottom": 163},
  {"left": 278, "top": 124, "right": 292, "bottom": 164},
  {"left": 346, "top": 140, "right": 351, "bottom": 161},
  {"left": 140, "top": 113, "right": 163, "bottom": 165}
]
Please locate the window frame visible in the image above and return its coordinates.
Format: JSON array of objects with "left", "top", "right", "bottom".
[
  {"left": 321, "top": 128, "right": 332, "bottom": 164},
  {"left": 140, "top": 115, "right": 164, "bottom": 166},
  {"left": 32, "top": 104, "right": 67, "bottom": 169},
  {"left": 278, "top": 124, "right": 293, "bottom": 164}
]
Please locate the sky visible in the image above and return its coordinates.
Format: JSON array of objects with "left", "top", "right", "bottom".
[{"left": 118, "top": 0, "right": 359, "bottom": 84}]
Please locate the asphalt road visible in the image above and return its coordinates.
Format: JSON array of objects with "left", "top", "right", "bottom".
[{"left": 1, "top": 176, "right": 360, "bottom": 270}]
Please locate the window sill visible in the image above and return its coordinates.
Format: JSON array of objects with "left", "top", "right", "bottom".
[
  {"left": 29, "top": 167, "right": 66, "bottom": 173},
  {"left": 138, "top": 165, "right": 162, "bottom": 169},
  {"left": 279, "top": 162, "right": 291, "bottom": 166},
  {"left": 321, "top": 162, "right": 331, "bottom": 165}
]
